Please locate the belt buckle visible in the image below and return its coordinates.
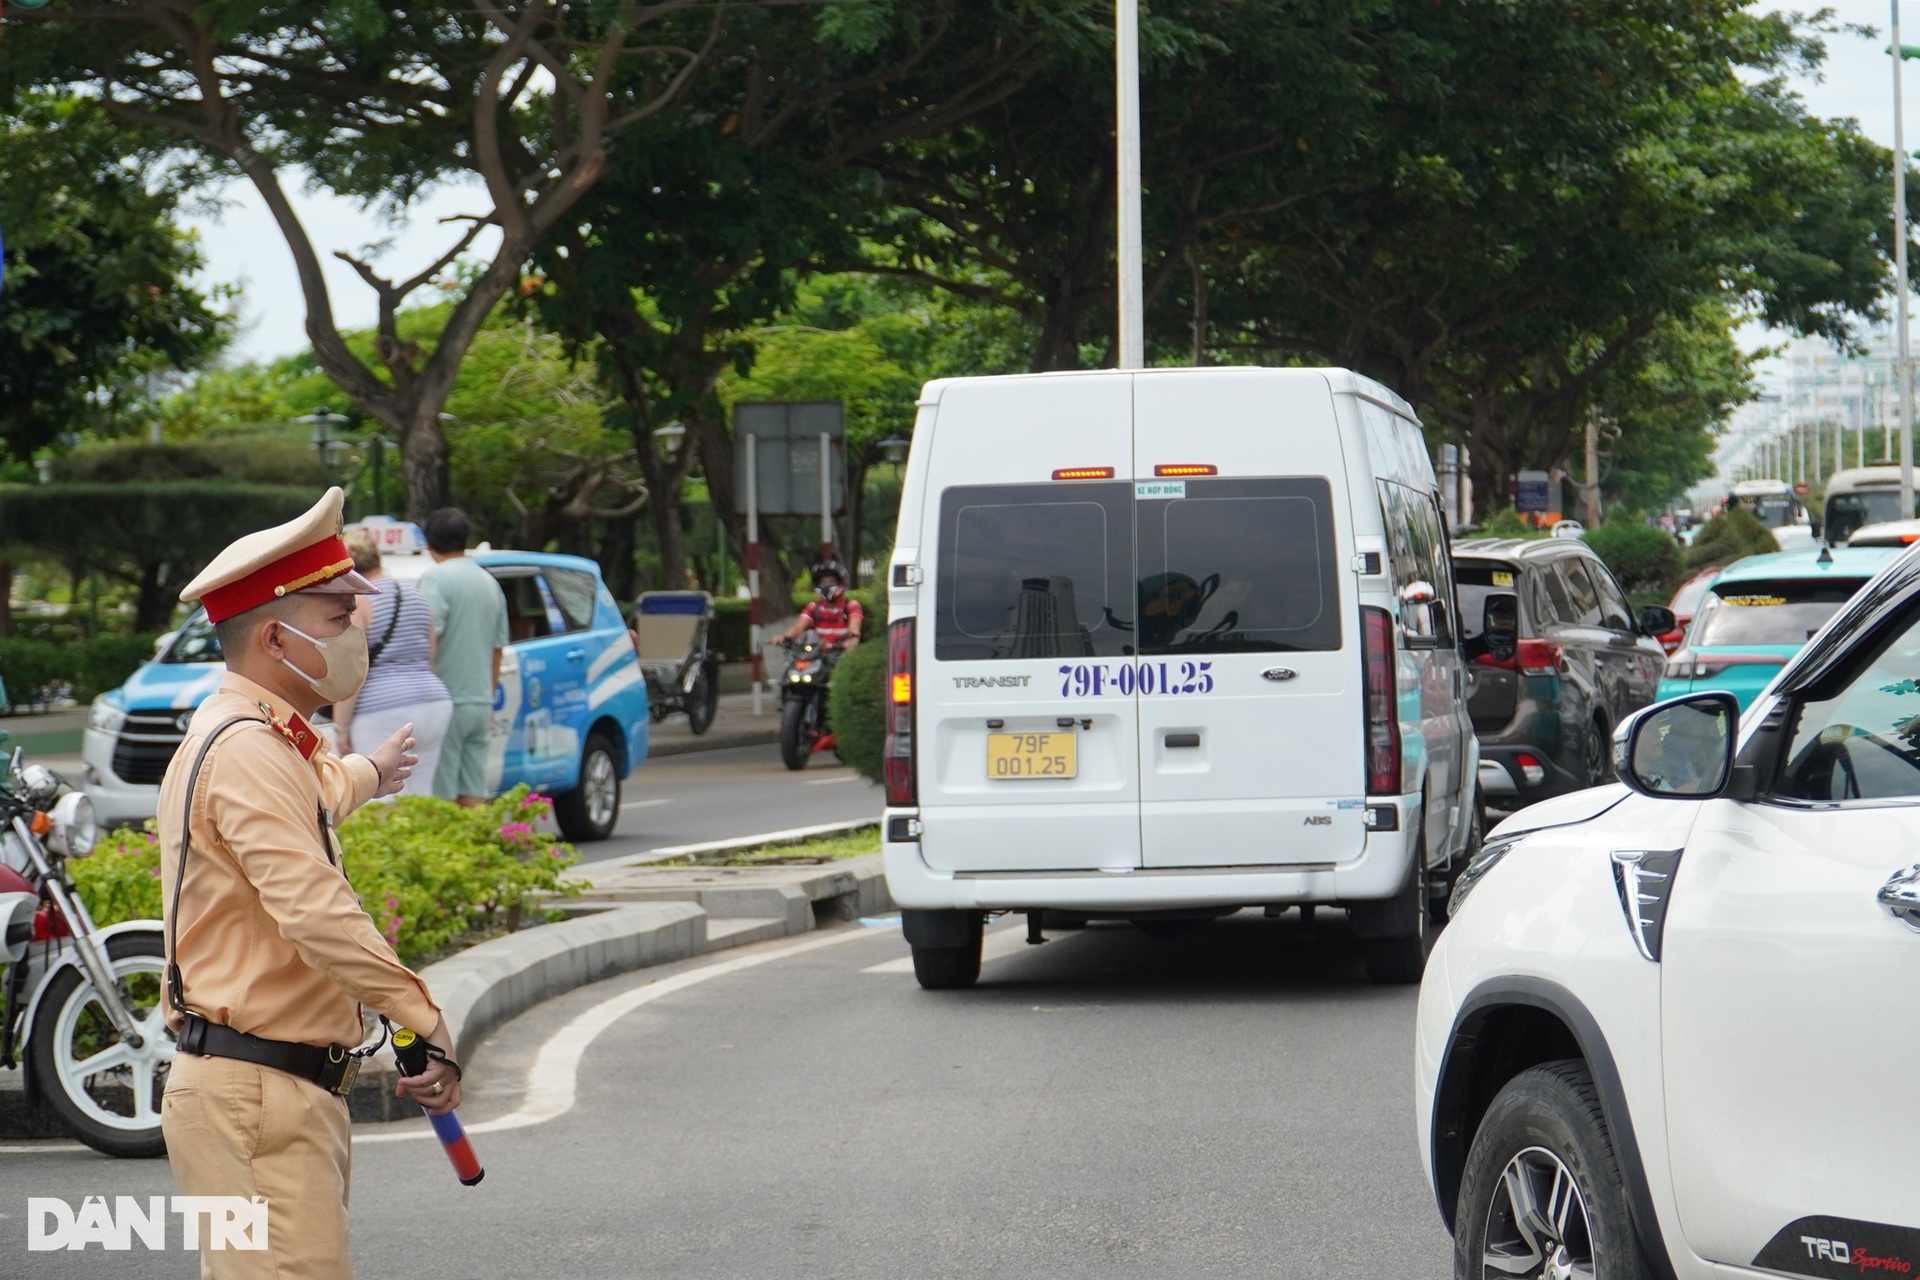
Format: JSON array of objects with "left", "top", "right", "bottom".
[{"left": 328, "top": 1045, "right": 360, "bottom": 1096}]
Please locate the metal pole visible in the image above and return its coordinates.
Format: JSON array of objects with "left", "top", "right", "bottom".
[
  {"left": 1116, "top": 0, "right": 1144, "bottom": 370},
  {"left": 819, "top": 432, "right": 833, "bottom": 558},
  {"left": 746, "top": 433, "right": 762, "bottom": 718},
  {"left": 1896, "top": 0, "right": 1915, "bottom": 515},
  {"left": 1584, "top": 411, "right": 1601, "bottom": 527}
]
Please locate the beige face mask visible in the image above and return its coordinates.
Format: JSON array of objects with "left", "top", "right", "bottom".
[{"left": 277, "top": 620, "right": 371, "bottom": 703}]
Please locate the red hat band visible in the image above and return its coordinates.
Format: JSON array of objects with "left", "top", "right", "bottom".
[{"left": 200, "top": 536, "right": 354, "bottom": 624}]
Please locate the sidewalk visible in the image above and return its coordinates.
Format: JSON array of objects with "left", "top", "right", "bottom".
[{"left": 646, "top": 689, "right": 781, "bottom": 758}]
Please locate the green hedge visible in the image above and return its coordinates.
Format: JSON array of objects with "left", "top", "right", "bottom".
[
  {"left": 828, "top": 637, "right": 887, "bottom": 784},
  {"left": 1686, "top": 507, "right": 1779, "bottom": 570},
  {"left": 71, "top": 787, "right": 580, "bottom": 967},
  {"left": 1582, "top": 521, "right": 1683, "bottom": 595},
  {"left": 0, "top": 633, "right": 157, "bottom": 709}
]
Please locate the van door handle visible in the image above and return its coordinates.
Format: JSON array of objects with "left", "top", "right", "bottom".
[
  {"left": 566, "top": 648, "right": 587, "bottom": 662},
  {"left": 1165, "top": 733, "right": 1200, "bottom": 749}
]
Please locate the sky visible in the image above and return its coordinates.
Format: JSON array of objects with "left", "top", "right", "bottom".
[{"left": 182, "top": 3, "right": 1914, "bottom": 366}]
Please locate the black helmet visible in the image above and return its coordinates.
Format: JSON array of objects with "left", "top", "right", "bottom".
[{"left": 811, "top": 559, "right": 848, "bottom": 599}]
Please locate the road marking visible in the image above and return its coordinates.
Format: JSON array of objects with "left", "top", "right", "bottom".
[
  {"left": 803, "top": 774, "right": 856, "bottom": 786},
  {"left": 356, "top": 924, "right": 893, "bottom": 1146},
  {"left": 862, "top": 925, "right": 1032, "bottom": 975},
  {"left": 620, "top": 797, "right": 672, "bottom": 811},
  {"left": 0, "top": 1141, "right": 85, "bottom": 1154}
]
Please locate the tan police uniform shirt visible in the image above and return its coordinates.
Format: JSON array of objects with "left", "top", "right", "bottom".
[{"left": 158, "top": 672, "right": 440, "bottom": 1047}]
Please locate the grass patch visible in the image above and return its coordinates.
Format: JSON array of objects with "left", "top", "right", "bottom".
[{"left": 653, "top": 824, "right": 881, "bottom": 867}]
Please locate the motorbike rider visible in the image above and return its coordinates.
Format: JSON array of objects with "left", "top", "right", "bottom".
[{"left": 779, "top": 560, "right": 864, "bottom": 650}]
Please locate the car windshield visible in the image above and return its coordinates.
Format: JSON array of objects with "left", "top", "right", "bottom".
[
  {"left": 1452, "top": 561, "right": 1522, "bottom": 640},
  {"left": 1739, "top": 494, "right": 1797, "bottom": 528},
  {"left": 1825, "top": 490, "right": 1909, "bottom": 545},
  {"left": 161, "top": 613, "right": 223, "bottom": 664},
  {"left": 1691, "top": 578, "right": 1870, "bottom": 647},
  {"left": 1670, "top": 571, "right": 1718, "bottom": 619}
]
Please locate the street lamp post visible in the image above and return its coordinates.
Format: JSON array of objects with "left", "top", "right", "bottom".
[
  {"left": 1116, "top": 0, "right": 1143, "bottom": 370},
  {"left": 1894, "top": 13, "right": 1916, "bottom": 515}
]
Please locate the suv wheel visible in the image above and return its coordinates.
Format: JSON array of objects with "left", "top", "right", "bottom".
[
  {"left": 1581, "top": 720, "right": 1613, "bottom": 787},
  {"left": 1454, "top": 1060, "right": 1656, "bottom": 1280}
]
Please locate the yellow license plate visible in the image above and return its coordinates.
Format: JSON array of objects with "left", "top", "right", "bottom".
[{"left": 986, "top": 731, "right": 1076, "bottom": 780}]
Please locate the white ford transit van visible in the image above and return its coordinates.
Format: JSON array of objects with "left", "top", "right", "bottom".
[{"left": 879, "top": 367, "right": 1479, "bottom": 986}]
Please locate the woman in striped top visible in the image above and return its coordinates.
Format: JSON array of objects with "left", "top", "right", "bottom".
[{"left": 333, "top": 529, "right": 454, "bottom": 798}]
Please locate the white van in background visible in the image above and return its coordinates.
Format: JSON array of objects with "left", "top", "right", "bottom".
[{"left": 879, "top": 367, "right": 1479, "bottom": 987}]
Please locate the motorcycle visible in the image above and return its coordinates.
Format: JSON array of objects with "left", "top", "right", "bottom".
[
  {"left": 0, "top": 747, "right": 172, "bottom": 1157},
  {"left": 776, "top": 629, "right": 844, "bottom": 771}
]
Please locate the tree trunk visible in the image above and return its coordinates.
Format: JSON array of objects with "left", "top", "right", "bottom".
[
  {"left": 400, "top": 403, "right": 452, "bottom": 523},
  {"left": 647, "top": 490, "right": 688, "bottom": 590},
  {"left": 0, "top": 559, "right": 13, "bottom": 639},
  {"left": 134, "top": 561, "right": 174, "bottom": 633},
  {"left": 597, "top": 513, "right": 638, "bottom": 603}
]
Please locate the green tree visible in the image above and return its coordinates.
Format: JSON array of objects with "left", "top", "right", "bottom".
[{"left": 0, "top": 95, "right": 225, "bottom": 459}]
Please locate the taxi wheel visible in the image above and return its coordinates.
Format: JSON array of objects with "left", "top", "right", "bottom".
[
  {"left": 555, "top": 732, "right": 621, "bottom": 842},
  {"left": 1454, "top": 1060, "right": 1656, "bottom": 1280}
]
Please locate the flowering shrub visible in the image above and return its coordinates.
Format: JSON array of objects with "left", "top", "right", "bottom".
[{"left": 68, "top": 786, "right": 579, "bottom": 967}]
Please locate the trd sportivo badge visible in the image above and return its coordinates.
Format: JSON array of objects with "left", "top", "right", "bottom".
[{"left": 1754, "top": 1216, "right": 1920, "bottom": 1278}]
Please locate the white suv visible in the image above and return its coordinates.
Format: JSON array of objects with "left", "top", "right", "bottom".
[{"left": 1417, "top": 553, "right": 1920, "bottom": 1279}]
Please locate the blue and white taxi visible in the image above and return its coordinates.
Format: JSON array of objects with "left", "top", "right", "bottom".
[
  {"left": 1418, "top": 549, "right": 1920, "bottom": 1279},
  {"left": 82, "top": 521, "right": 649, "bottom": 841}
]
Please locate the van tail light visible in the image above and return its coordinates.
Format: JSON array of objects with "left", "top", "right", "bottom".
[
  {"left": 1051, "top": 466, "right": 1115, "bottom": 481},
  {"left": 885, "top": 619, "right": 917, "bottom": 806},
  {"left": 1361, "top": 606, "right": 1401, "bottom": 795}
]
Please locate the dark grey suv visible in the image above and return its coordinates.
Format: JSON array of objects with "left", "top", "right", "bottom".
[{"left": 1453, "top": 537, "right": 1674, "bottom": 813}]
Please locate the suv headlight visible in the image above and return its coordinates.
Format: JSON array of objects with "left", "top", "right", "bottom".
[
  {"left": 1449, "top": 835, "right": 1523, "bottom": 918},
  {"left": 87, "top": 697, "right": 126, "bottom": 735},
  {"left": 46, "top": 792, "right": 97, "bottom": 858}
]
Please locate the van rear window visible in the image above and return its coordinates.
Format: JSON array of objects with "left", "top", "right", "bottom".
[
  {"left": 1137, "top": 477, "right": 1341, "bottom": 654},
  {"left": 935, "top": 483, "right": 1134, "bottom": 660}
]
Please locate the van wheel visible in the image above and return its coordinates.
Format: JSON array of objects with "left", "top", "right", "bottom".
[
  {"left": 1364, "top": 856, "right": 1429, "bottom": 985},
  {"left": 1454, "top": 1060, "right": 1656, "bottom": 1280},
  {"left": 911, "top": 918, "right": 983, "bottom": 990},
  {"left": 555, "top": 732, "right": 621, "bottom": 842}
]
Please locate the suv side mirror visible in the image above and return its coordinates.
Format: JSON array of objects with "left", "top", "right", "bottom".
[
  {"left": 1482, "top": 593, "right": 1519, "bottom": 661},
  {"left": 1614, "top": 692, "right": 1739, "bottom": 800},
  {"left": 1635, "top": 605, "right": 1676, "bottom": 638}
]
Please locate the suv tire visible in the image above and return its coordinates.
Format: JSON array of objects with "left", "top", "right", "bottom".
[{"left": 1454, "top": 1060, "right": 1656, "bottom": 1280}]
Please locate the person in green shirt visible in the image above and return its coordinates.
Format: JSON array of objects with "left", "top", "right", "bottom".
[{"left": 418, "top": 508, "right": 509, "bottom": 806}]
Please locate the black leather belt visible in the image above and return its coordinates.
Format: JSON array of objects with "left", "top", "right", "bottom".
[{"left": 177, "top": 1013, "right": 360, "bottom": 1096}]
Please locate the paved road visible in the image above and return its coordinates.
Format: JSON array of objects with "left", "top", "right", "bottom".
[
  {"left": 590, "top": 742, "right": 882, "bottom": 862},
  {"left": 1, "top": 912, "right": 1453, "bottom": 1278}
]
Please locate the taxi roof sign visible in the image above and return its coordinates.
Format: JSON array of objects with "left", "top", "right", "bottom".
[{"left": 347, "top": 515, "right": 427, "bottom": 555}]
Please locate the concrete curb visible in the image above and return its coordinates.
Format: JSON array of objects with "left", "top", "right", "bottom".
[{"left": 346, "top": 854, "right": 891, "bottom": 1123}]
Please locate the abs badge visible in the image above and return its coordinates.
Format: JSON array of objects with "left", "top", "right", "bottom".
[{"left": 256, "top": 702, "right": 319, "bottom": 760}]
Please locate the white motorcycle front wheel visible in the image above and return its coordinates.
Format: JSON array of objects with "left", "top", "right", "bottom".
[{"left": 28, "top": 931, "right": 174, "bottom": 1158}]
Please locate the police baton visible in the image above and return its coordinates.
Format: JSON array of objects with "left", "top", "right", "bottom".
[{"left": 392, "top": 1026, "right": 484, "bottom": 1186}]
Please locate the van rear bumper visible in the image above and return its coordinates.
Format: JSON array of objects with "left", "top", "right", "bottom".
[{"left": 882, "top": 800, "right": 1418, "bottom": 912}]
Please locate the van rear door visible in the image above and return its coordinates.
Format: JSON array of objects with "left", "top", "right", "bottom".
[
  {"left": 1131, "top": 371, "right": 1366, "bottom": 868},
  {"left": 916, "top": 374, "right": 1142, "bottom": 873}
]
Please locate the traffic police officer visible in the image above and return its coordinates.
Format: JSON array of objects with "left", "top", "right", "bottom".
[{"left": 158, "top": 488, "right": 462, "bottom": 1279}]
